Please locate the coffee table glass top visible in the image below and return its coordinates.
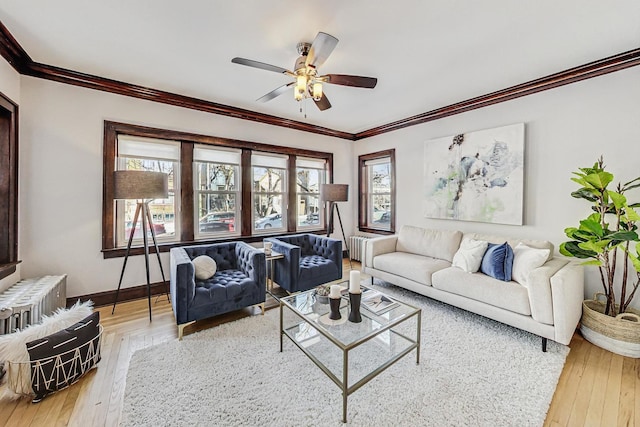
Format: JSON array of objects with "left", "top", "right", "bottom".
[{"left": 280, "top": 282, "right": 419, "bottom": 348}]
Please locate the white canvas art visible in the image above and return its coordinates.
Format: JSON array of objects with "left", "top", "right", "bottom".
[{"left": 424, "top": 123, "right": 524, "bottom": 225}]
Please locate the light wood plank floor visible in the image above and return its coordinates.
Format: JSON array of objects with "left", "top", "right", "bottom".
[{"left": 0, "top": 261, "right": 637, "bottom": 426}]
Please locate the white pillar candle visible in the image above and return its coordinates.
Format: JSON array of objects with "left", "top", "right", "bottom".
[
  {"left": 349, "top": 270, "right": 361, "bottom": 293},
  {"left": 329, "top": 284, "right": 342, "bottom": 299}
]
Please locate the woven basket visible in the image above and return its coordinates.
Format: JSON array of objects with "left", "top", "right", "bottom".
[{"left": 580, "top": 293, "right": 640, "bottom": 358}]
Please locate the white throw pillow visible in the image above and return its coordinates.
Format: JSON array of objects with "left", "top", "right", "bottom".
[
  {"left": 452, "top": 239, "right": 488, "bottom": 273},
  {"left": 512, "top": 243, "right": 550, "bottom": 285},
  {"left": 193, "top": 255, "right": 217, "bottom": 280}
]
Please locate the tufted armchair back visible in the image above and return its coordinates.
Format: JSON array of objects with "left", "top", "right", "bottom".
[
  {"left": 183, "top": 243, "right": 239, "bottom": 271},
  {"left": 265, "top": 234, "right": 342, "bottom": 293}
]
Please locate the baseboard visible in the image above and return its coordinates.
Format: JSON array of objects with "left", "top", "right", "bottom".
[{"left": 66, "top": 281, "right": 169, "bottom": 308}]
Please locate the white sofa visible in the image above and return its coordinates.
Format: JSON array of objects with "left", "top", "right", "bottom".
[{"left": 362, "top": 225, "right": 584, "bottom": 349}]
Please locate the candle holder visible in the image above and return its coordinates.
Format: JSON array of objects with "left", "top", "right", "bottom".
[
  {"left": 348, "top": 292, "right": 362, "bottom": 323},
  {"left": 329, "top": 297, "right": 342, "bottom": 320}
]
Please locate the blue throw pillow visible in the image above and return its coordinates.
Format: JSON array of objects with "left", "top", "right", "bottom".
[{"left": 480, "top": 242, "right": 514, "bottom": 281}]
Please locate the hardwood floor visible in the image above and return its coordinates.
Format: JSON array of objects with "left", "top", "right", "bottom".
[{"left": 0, "top": 261, "right": 637, "bottom": 426}]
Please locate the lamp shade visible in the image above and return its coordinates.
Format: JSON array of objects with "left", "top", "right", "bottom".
[
  {"left": 113, "top": 171, "right": 168, "bottom": 200},
  {"left": 321, "top": 184, "right": 348, "bottom": 202}
]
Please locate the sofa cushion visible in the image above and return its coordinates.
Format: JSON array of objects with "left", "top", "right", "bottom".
[
  {"left": 452, "top": 238, "right": 488, "bottom": 273},
  {"left": 432, "top": 267, "right": 531, "bottom": 316},
  {"left": 512, "top": 243, "right": 550, "bottom": 285},
  {"left": 480, "top": 242, "right": 514, "bottom": 282},
  {"left": 373, "top": 252, "right": 450, "bottom": 286},
  {"left": 396, "top": 225, "right": 462, "bottom": 262},
  {"left": 192, "top": 269, "right": 257, "bottom": 307},
  {"left": 299, "top": 255, "right": 339, "bottom": 281},
  {"left": 464, "top": 233, "right": 554, "bottom": 262}
]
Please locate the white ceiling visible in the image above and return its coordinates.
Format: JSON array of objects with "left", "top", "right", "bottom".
[{"left": 1, "top": 1, "right": 639, "bottom": 134}]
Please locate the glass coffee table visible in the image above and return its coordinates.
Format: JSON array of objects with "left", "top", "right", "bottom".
[{"left": 279, "top": 282, "right": 421, "bottom": 423}]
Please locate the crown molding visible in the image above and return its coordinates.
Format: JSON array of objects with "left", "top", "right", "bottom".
[
  {"left": 353, "top": 48, "right": 640, "bottom": 140},
  {"left": 0, "top": 20, "right": 638, "bottom": 141}
]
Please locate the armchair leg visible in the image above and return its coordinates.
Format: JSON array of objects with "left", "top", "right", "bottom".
[
  {"left": 177, "top": 321, "right": 195, "bottom": 341},
  {"left": 542, "top": 337, "right": 548, "bottom": 352},
  {"left": 257, "top": 303, "right": 265, "bottom": 315}
]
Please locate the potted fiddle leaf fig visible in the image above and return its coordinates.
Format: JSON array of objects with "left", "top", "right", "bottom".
[{"left": 560, "top": 156, "right": 640, "bottom": 357}]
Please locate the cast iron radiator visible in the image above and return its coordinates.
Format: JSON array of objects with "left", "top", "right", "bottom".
[
  {"left": 0, "top": 275, "right": 67, "bottom": 335},
  {"left": 348, "top": 236, "right": 371, "bottom": 262}
]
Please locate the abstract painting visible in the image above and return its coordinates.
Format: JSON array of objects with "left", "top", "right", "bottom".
[{"left": 424, "top": 123, "right": 524, "bottom": 225}]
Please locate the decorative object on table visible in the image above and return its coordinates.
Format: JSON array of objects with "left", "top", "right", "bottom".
[
  {"left": 424, "top": 123, "right": 525, "bottom": 225},
  {"left": 315, "top": 284, "right": 331, "bottom": 304},
  {"left": 112, "top": 170, "right": 169, "bottom": 321},
  {"left": 328, "top": 284, "right": 342, "bottom": 320},
  {"left": 348, "top": 292, "right": 362, "bottom": 323},
  {"left": 348, "top": 270, "right": 362, "bottom": 322},
  {"left": 263, "top": 241, "right": 273, "bottom": 255},
  {"left": 560, "top": 157, "right": 640, "bottom": 357},
  {"left": 360, "top": 288, "right": 399, "bottom": 315},
  {"left": 320, "top": 183, "right": 352, "bottom": 268}
]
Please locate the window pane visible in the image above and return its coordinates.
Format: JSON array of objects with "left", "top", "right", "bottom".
[
  {"left": 371, "top": 163, "right": 391, "bottom": 193},
  {"left": 195, "top": 161, "right": 239, "bottom": 236},
  {"left": 297, "top": 195, "right": 321, "bottom": 227},
  {"left": 253, "top": 167, "right": 284, "bottom": 192},
  {"left": 197, "top": 194, "right": 237, "bottom": 233},
  {"left": 296, "top": 166, "right": 324, "bottom": 229},
  {"left": 254, "top": 195, "right": 284, "bottom": 230},
  {"left": 196, "top": 163, "right": 236, "bottom": 191}
]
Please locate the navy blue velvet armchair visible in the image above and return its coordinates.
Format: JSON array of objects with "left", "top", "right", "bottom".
[
  {"left": 170, "top": 241, "right": 266, "bottom": 339},
  {"left": 265, "top": 234, "right": 342, "bottom": 293}
]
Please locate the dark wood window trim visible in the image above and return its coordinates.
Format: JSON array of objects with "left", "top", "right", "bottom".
[
  {"left": 0, "top": 90, "right": 19, "bottom": 279},
  {"left": 102, "top": 121, "right": 333, "bottom": 258},
  {"left": 358, "top": 149, "right": 395, "bottom": 235}
]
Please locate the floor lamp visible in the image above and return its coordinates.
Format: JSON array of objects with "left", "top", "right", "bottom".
[
  {"left": 321, "top": 184, "right": 352, "bottom": 270},
  {"left": 112, "top": 170, "right": 169, "bottom": 321}
]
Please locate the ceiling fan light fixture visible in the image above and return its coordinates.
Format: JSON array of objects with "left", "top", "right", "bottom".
[
  {"left": 296, "top": 75, "right": 307, "bottom": 94},
  {"left": 294, "top": 90, "right": 303, "bottom": 101},
  {"left": 312, "top": 82, "right": 323, "bottom": 101}
]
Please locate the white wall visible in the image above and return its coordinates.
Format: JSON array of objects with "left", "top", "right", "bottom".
[
  {"left": 19, "top": 77, "right": 353, "bottom": 298},
  {"left": 354, "top": 66, "right": 640, "bottom": 309},
  {"left": 0, "top": 56, "right": 21, "bottom": 292}
]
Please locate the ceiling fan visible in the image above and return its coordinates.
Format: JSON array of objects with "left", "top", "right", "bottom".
[{"left": 231, "top": 32, "right": 377, "bottom": 111}]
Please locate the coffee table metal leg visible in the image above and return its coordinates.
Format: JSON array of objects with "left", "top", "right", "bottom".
[
  {"left": 279, "top": 302, "right": 284, "bottom": 352},
  {"left": 416, "top": 311, "right": 421, "bottom": 364},
  {"left": 343, "top": 348, "right": 348, "bottom": 423}
]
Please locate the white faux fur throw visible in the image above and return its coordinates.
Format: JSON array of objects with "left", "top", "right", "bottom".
[{"left": 0, "top": 300, "right": 94, "bottom": 399}]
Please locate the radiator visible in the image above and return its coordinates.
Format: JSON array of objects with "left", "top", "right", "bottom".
[
  {"left": 0, "top": 275, "right": 67, "bottom": 335},
  {"left": 348, "top": 236, "right": 371, "bottom": 262}
]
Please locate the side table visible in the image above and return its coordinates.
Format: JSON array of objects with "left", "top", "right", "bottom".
[{"left": 260, "top": 249, "right": 283, "bottom": 294}]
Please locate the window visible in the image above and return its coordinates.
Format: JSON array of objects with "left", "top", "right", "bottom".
[
  {"left": 296, "top": 157, "right": 326, "bottom": 229},
  {"left": 194, "top": 145, "right": 241, "bottom": 238},
  {"left": 359, "top": 149, "right": 395, "bottom": 233},
  {"left": 115, "top": 136, "right": 180, "bottom": 247},
  {"left": 252, "top": 153, "right": 287, "bottom": 233},
  {"left": 0, "top": 92, "right": 18, "bottom": 279},
  {"left": 102, "top": 122, "right": 332, "bottom": 257}
]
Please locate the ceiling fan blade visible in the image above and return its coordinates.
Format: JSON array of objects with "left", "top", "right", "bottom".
[
  {"left": 324, "top": 74, "right": 378, "bottom": 89},
  {"left": 314, "top": 93, "right": 332, "bottom": 111},
  {"left": 306, "top": 32, "right": 338, "bottom": 69},
  {"left": 257, "top": 82, "right": 294, "bottom": 102},
  {"left": 231, "top": 57, "right": 293, "bottom": 75}
]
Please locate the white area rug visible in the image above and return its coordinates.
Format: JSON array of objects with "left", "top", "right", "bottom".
[{"left": 121, "top": 282, "right": 568, "bottom": 426}]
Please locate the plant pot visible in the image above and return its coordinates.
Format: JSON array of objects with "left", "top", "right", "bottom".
[{"left": 580, "top": 293, "right": 640, "bottom": 358}]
